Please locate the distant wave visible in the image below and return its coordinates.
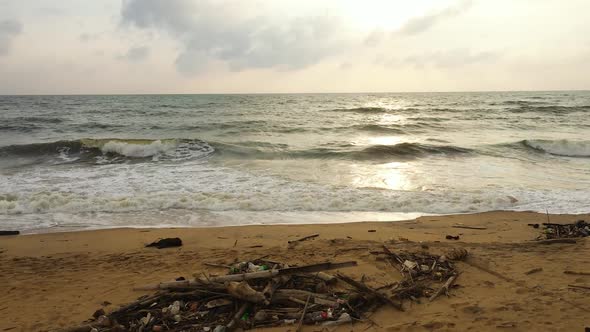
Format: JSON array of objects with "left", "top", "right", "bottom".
[
  {"left": 326, "top": 106, "right": 389, "bottom": 113},
  {"left": 0, "top": 116, "right": 64, "bottom": 132},
  {"left": 521, "top": 139, "right": 590, "bottom": 157},
  {"left": 3, "top": 138, "right": 473, "bottom": 163},
  {"left": 335, "top": 124, "right": 407, "bottom": 134},
  {"left": 17, "top": 116, "right": 64, "bottom": 123},
  {"left": 215, "top": 141, "right": 471, "bottom": 161},
  {"left": 509, "top": 105, "right": 590, "bottom": 114},
  {"left": 352, "top": 143, "right": 471, "bottom": 160}
]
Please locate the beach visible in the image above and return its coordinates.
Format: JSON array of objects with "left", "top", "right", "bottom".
[{"left": 1, "top": 211, "right": 589, "bottom": 331}]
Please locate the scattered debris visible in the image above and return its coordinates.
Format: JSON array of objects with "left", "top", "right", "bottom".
[
  {"left": 539, "top": 220, "right": 589, "bottom": 240},
  {"left": 371, "top": 245, "right": 463, "bottom": 304},
  {"left": 527, "top": 223, "right": 540, "bottom": 229},
  {"left": 445, "top": 235, "right": 460, "bottom": 240},
  {"left": 145, "top": 238, "right": 183, "bottom": 249},
  {"left": 0, "top": 230, "right": 20, "bottom": 236},
  {"left": 524, "top": 268, "right": 543, "bottom": 275},
  {"left": 367, "top": 230, "right": 376, "bottom": 233},
  {"left": 65, "top": 248, "right": 467, "bottom": 332}
]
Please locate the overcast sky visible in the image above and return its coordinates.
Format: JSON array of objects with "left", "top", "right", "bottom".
[{"left": 0, "top": 0, "right": 589, "bottom": 94}]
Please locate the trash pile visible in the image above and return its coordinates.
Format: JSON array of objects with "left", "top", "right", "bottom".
[
  {"left": 540, "top": 220, "right": 589, "bottom": 239},
  {"left": 65, "top": 250, "right": 466, "bottom": 332}
]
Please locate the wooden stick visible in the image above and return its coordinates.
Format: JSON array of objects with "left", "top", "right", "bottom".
[
  {"left": 463, "top": 257, "right": 513, "bottom": 282},
  {"left": 429, "top": 274, "right": 458, "bottom": 301},
  {"left": 524, "top": 268, "right": 543, "bottom": 275},
  {"left": 564, "top": 270, "right": 590, "bottom": 276},
  {"left": 452, "top": 225, "right": 487, "bottom": 230},
  {"left": 568, "top": 284, "right": 590, "bottom": 290},
  {"left": 336, "top": 273, "right": 403, "bottom": 311},
  {"left": 296, "top": 295, "right": 312, "bottom": 332},
  {"left": 110, "top": 293, "right": 162, "bottom": 316},
  {"left": 288, "top": 233, "right": 319, "bottom": 244},
  {"left": 227, "top": 303, "right": 249, "bottom": 330},
  {"left": 536, "top": 239, "right": 577, "bottom": 245},
  {"left": 204, "top": 262, "right": 231, "bottom": 269}
]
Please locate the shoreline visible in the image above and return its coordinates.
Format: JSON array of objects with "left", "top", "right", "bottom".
[
  {"left": 1, "top": 211, "right": 589, "bottom": 331},
  {"left": 4, "top": 208, "right": 582, "bottom": 236}
]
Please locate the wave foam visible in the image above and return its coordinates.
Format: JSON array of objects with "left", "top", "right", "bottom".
[{"left": 101, "top": 140, "right": 175, "bottom": 158}]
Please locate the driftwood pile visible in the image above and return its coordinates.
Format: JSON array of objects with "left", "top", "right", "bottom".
[{"left": 64, "top": 249, "right": 464, "bottom": 332}]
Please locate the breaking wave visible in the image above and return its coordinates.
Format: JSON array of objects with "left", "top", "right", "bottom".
[
  {"left": 0, "top": 138, "right": 215, "bottom": 164},
  {"left": 521, "top": 139, "right": 590, "bottom": 157}
]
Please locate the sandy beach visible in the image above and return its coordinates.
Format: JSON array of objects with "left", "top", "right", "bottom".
[{"left": 1, "top": 211, "right": 589, "bottom": 331}]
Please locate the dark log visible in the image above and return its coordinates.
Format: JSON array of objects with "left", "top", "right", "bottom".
[
  {"left": 288, "top": 233, "right": 319, "bottom": 244},
  {"left": 564, "top": 270, "right": 590, "bottom": 276},
  {"left": 452, "top": 225, "right": 487, "bottom": 230}
]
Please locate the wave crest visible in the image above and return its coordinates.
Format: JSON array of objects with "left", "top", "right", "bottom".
[
  {"left": 522, "top": 139, "right": 590, "bottom": 157},
  {"left": 0, "top": 138, "right": 215, "bottom": 164}
]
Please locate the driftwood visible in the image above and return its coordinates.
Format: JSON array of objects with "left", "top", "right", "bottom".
[
  {"left": 288, "top": 233, "right": 319, "bottom": 244},
  {"left": 536, "top": 238, "right": 577, "bottom": 245},
  {"left": 136, "top": 261, "right": 357, "bottom": 290},
  {"left": 65, "top": 251, "right": 467, "bottom": 332},
  {"left": 524, "top": 268, "right": 543, "bottom": 275},
  {"left": 227, "top": 281, "right": 268, "bottom": 304},
  {"left": 429, "top": 274, "right": 458, "bottom": 301},
  {"left": 0, "top": 230, "right": 19, "bottom": 236},
  {"left": 227, "top": 303, "right": 249, "bottom": 329},
  {"left": 204, "top": 262, "right": 231, "bottom": 269},
  {"left": 452, "top": 225, "right": 487, "bottom": 230},
  {"left": 564, "top": 270, "right": 590, "bottom": 276},
  {"left": 295, "top": 295, "right": 311, "bottom": 332},
  {"left": 463, "top": 257, "right": 513, "bottom": 282},
  {"left": 568, "top": 284, "right": 590, "bottom": 290},
  {"left": 336, "top": 273, "right": 403, "bottom": 311}
]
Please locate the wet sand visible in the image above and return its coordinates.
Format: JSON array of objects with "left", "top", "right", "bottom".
[{"left": 1, "top": 211, "right": 589, "bottom": 331}]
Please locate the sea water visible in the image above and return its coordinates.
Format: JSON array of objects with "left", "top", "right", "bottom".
[{"left": 1, "top": 92, "right": 589, "bottom": 232}]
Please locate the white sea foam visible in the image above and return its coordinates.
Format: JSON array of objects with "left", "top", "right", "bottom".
[
  {"left": 1, "top": 157, "right": 588, "bottom": 229},
  {"left": 524, "top": 139, "right": 590, "bottom": 157},
  {"left": 101, "top": 140, "right": 176, "bottom": 158}
]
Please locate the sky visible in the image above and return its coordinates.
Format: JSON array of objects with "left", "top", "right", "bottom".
[{"left": 0, "top": 0, "right": 589, "bottom": 94}]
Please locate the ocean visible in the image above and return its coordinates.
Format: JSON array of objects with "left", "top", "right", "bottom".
[{"left": 1, "top": 92, "right": 589, "bottom": 233}]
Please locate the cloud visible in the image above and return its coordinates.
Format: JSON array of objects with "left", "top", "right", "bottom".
[
  {"left": 0, "top": 19, "right": 23, "bottom": 56},
  {"left": 405, "top": 49, "right": 499, "bottom": 68},
  {"left": 399, "top": 0, "right": 473, "bottom": 35},
  {"left": 118, "top": 46, "right": 150, "bottom": 62},
  {"left": 364, "top": 29, "right": 386, "bottom": 47},
  {"left": 120, "top": 0, "right": 353, "bottom": 75},
  {"left": 79, "top": 33, "right": 101, "bottom": 43}
]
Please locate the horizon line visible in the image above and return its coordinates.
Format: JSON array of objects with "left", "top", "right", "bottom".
[{"left": 1, "top": 89, "right": 589, "bottom": 96}]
